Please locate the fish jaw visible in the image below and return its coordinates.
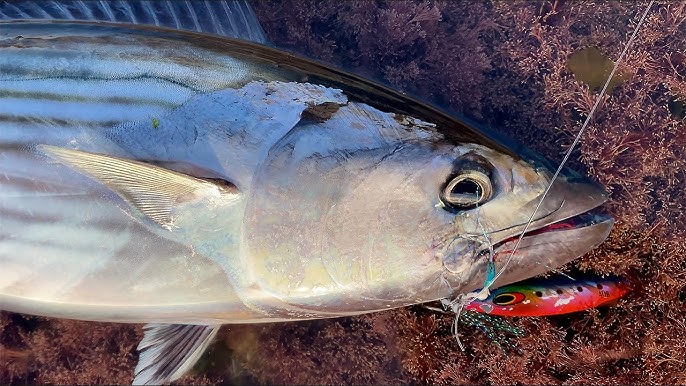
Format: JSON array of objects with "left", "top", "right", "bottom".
[
  {"left": 488, "top": 179, "right": 614, "bottom": 287},
  {"left": 440, "top": 148, "right": 614, "bottom": 294},
  {"left": 486, "top": 212, "right": 614, "bottom": 290}
]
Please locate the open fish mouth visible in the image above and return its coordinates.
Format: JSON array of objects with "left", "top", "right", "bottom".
[
  {"left": 491, "top": 209, "right": 614, "bottom": 256},
  {"left": 440, "top": 171, "right": 615, "bottom": 291},
  {"left": 466, "top": 206, "right": 615, "bottom": 291},
  {"left": 441, "top": 170, "right": 616, "bottom": 293}
]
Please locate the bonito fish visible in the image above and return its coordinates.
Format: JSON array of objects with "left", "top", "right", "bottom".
[{"left": 0, "top": 1, "right": 614, "bottom": 384}]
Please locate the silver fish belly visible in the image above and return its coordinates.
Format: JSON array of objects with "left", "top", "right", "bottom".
[{"left": 0, "top": 20, "right": 613, "bottom": 384}]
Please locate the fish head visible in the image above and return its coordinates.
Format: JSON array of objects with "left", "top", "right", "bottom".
[
  {"left": 421, "top": 141, "right": 614, "bottom": 299},
  {"left": 243, "top": 107, "right": 613, "bottom": 310}
]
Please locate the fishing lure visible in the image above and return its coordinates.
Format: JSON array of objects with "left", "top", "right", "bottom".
[{"left": 465, "top": 275, "right": 631, "bottom": 317}]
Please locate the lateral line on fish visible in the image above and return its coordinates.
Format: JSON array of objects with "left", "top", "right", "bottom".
[{"left": 445, "top": 0, "right": 655, "bottom": 350}]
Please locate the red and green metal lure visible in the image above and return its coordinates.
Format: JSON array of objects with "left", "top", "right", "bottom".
[{"left": 465, "top": 275, "right": 630, "bottom": 317}]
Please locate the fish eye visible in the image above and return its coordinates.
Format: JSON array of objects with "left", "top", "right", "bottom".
[
  {"left": 441, "top": 170, "right": 492, "bottom": 210},
  {"left": 492, "top": 292, "right": 526, "bottom": 306}
]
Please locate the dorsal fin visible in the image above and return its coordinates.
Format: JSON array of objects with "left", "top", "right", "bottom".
[
  {"left": 0, "top": 0, "right": 268, "bottom": 44},
  {"left": 37, "top": 145, "right": 239, "bottom": 230},
  {"left": 134, "top": 323, "right": 221, "bottom": 385}
]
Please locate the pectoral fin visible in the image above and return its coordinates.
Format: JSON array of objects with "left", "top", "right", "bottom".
[
  {"left": 37, "top": 145, "right": 239, "bottom": 230},
  {"left": 134, "top": 323, "right": 221, "bottom": 385}
]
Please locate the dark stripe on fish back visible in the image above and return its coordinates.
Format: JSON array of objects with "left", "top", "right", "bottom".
[
  {"left": 0, "top": 90, "right": 180, "bottom": 108},
  {"left": 0, "top": 0, "right": 268, "bottom": 44},
  {"left": 0, "top": 115, "right": 121, "bottom": 128}
]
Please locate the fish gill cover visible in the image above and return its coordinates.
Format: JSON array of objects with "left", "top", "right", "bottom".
[{"left": 1, "top": 1, "right": 685, "bottom": 385}]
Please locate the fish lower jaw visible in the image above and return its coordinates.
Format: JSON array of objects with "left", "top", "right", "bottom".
[
  {"left": 438, "top": 208, "right": 613, "bottom": 284},
  {"left": 491, "top": 208, "right": 613, "bottom": 254},
  {"left": 471, "top": 208, "right": 614, "bottom": 288}
]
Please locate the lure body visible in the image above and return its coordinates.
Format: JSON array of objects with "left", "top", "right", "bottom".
[{"left": 465, "top": 275, "right": 630, "bottom": 316}]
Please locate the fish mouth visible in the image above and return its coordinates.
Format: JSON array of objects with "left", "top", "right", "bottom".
[
  {"left": 477, "top": 205, "right": 614, "bottom": 291},
  {"left": 491, "top": 209, "right": 614, "bottom": 255},
  {"left": 454, "top": 175, "right": 616, "bottom": 291}
]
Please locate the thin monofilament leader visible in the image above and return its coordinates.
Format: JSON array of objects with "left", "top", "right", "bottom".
[
  {"left": 489, "top": 1, "right": 655, "bottom": 286},
  {"left": 446, "top": 2, "right": 654, "bottom": 351}
]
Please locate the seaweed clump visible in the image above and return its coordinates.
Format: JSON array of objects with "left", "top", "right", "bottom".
[
  {"left": 2, "top": 1, "right": 686, "bottom": 385},
  {"left": 230, "top": 314, "right": 405, "bottom": 385},
  {"left": 0, "top": 312, "right": 226, "bottom": 385},
  {"left": 0, "top": 314, "right": 139, "bottom": 384}
]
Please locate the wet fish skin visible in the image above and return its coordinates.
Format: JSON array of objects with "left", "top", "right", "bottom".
[
  {"left": 0, "top": 20, "right": 612, "bottom": 323},
  {"left": 0, "top": 17, "right": 614, "bottom": 385}
]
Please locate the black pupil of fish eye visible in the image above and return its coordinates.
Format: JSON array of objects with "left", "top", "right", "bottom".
[
  {"left": 556, "top": 289, "right": 564, "bottom": 295},
  {"left": 577, "top": 286, "right": 583, "bottom": 292},
  {"left": 535, "top": 291, "right": 543, "bottom": 297},
  {"left": 494, "top": 294, "right": 515, "bottom": 305},
  {"left": 596, "top": 283, "right": 603, "bottom": 289},
  {"left": 452, "top": 179, "right": 481, "bottom": 198}
]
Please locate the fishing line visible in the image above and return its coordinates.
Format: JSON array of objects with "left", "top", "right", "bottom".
[
  {"left": 490, "top": 0, "right": 655, "bottom": 288},
  {"left": 446, "top": 0, "right": 655, "bottom": 349}
]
